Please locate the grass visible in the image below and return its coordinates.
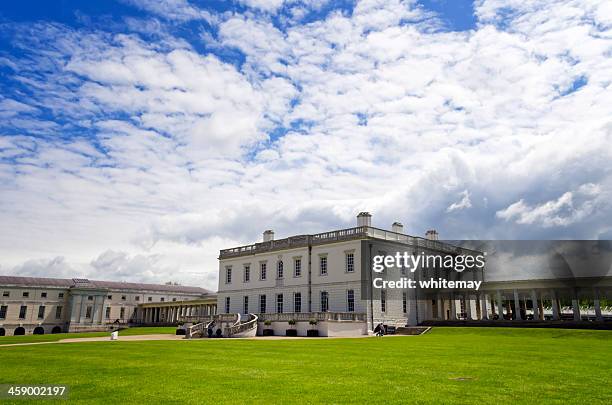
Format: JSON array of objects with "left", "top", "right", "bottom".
[
  {"left": 0, "top": 326, "right": 176, "bottom": 344},
  {"left": 0, "top": 327, "right": 610, "bottom": 404}
]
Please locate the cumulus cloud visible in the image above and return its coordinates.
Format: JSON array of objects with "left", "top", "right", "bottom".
[
  {"left": 447, "top": 190, "right": 472, "bottom": 213},
  {"left": 0, "top": 0, "right": 611, "bottom": 286},
  {"left": 496, "top": 183, "right": 605, "bottom": 227}
]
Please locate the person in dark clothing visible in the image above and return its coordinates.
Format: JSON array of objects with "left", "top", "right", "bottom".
[{"left": 374, "top": 323, "right": 385, "bottom": 336}]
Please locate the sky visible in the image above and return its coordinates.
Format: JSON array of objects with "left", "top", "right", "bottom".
[{"left": 0, "top": 0, "right": 610, "bottom": 290}]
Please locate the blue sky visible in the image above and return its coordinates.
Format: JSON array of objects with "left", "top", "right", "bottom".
[{"left": 0, "top": 0, "right": 610, "bottom": 288}]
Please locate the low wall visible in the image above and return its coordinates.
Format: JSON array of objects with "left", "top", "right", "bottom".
[{"left": 257, "top": 320, "right": 367, "bottom": 337}]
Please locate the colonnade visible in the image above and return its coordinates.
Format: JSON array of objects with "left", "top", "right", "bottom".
[{"left": 432, "top": 288, "right": 606, "bottom": 322}]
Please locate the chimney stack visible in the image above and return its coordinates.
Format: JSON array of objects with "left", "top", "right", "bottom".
[
  {"left": 392, "top": 222, "right": 404, "bottom": 233},
  {"left": 263, "top": 230, "right": 274, "bottom": 242},
  {"left": 356, "top": 212, "right": 372, "bottom": 227},
  {"left": 425, "top": 229, "right": 439, "bottom": 241}
]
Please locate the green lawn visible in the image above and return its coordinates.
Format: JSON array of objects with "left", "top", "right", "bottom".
[
  {"left": 0, "top": 326, "right": 176, "bottom": 345},
  {"left": 0, "top": 327, "right": 610, "bottom": 404}
]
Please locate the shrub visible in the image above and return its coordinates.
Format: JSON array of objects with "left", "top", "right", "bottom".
[
  {"left": 309, "top": 319, "right": 318, "bottom": 326},
  {"left": 264, "top": 320, "right": 272, "bottom": 326},
  {"left": 288, "top": 319, "right": 296, "bottom": 326}
]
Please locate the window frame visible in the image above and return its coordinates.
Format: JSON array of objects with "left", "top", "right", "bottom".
[
  {"left": 319, "top": 256, "right": 328, "bottom": 276},
  {"left": 276, "top": 294, "right": 283, "bottom": 314},
  {"left": 294, "top": 258, "right": 302, "bottom": 277},
  {"left": 346, "top": 252, "right": 355, "bottom": 273},
  {"left": 347, "top": 289, "right": 355, "bottom": 312},
  {"left": 294, "top": 292, "right": 302, "bottom": 313},
  {"left": 320, "top": 291, "right": 329, "bottom": 312},
  {"left": 244, "top": 265, "right": 251, "bottom": 283}
]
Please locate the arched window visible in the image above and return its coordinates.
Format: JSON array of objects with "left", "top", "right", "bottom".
[
  {"left": 51, "top": 326, "right": 62, "bottom": 334},
  {"left": 0, "top": 328, "right": 5, "bottom": 336},
  {"left": 14, "top": 327, "right": 25, "bottom": 336},
  {"left": 33, "top": 326, "right": 45, "bottom": 335},
  {"left": 277, "top": 261, "right": 284, "bottom": 279}
]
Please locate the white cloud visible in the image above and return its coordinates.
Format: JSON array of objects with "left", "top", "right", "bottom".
[
  {"left": 447, "top": 190, "right": 472, "bottom": 213},
  {"left": 496, "top": 183, "right": 604, "bottom": 227},
  {"left": 121, "top": 0, "right": 216, "bottom": 23}
]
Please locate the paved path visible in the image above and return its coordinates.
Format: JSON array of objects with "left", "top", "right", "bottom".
[{"left": 1, "top": 333, "right": 403, "bottom": 347}]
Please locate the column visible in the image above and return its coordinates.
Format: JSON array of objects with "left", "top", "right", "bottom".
[
  {"left": 594, "top": 289, "right": 603, "bottom": 322},
  {"left": 513, "top": 290, "right": 523, "bottom": 320},
  {"left": 79, "top": 295, "right": 87, "bottom": 323},
  {"left": 466, "top": 296, "right": 473, "bottom": 320},
  {"left": 480, "top": 293, "right": 489, "bottom": 320},
  {"left": 551, "top": 290, "right": 560, "bottom": 320},
  {"left": 436, "top": 295, "right": 443, "bottom": 319},
  {"left": 572, "top": 297, "right": 581, "bottom": 321},
  {"left": 496, "top": 291, "right": 503, "bottom": 320},
  {"left": 531, "top": 290, "right": 539, "bottom": 321},
  {"left": 538, "top": 297, "right": 544, "bottom": 320},
  {"left": 450, "top": 294, "right": 457, "bottom": 320},
  {"left": 70, "top": 295, "right": 81, "bottom": 323},
  {"left": 475, "top": 295, "right": 481, "bottom": 320}
]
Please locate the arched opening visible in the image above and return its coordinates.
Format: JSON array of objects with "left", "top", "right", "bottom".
[
  {"left": 33, "top": 326, "right": 45, "bottom": 335},
  {"left": 14, "top": 327, "right": 25, "bottom": 335},
  {"left": 0, "top": 328, "right": 5, "bottom": 336},
  {"left": 51, "top": 326, "right": 62, "bottom": 334}
]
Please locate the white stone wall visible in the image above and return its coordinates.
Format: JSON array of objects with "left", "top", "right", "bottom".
[{"left": 217, "top": 240, "right": 366, "bottom": 315}]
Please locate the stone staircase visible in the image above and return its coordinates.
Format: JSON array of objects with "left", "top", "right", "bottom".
[{"left": 184, "top": 313, "right": 258, "bottom": 338}]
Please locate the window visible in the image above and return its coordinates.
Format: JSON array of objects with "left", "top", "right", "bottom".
[
  {"left": 347, "top": 290, "right": 355, "bottom": 312},
  {"left": 160, "top": 298, "right": 165, "bottom": 302},
  {"left": 294, "top": 258, "right": 301, "bottom": 277},
  {"left": 120, "top": 307, "right": 125, "bottom": 319},
  {"left": 321, "top": 291, "right": 329, "bottom": 312},
  {"left": 22, "top": 292, "right": 29, "bottom": 298},
  {"left": 276, "top": 294, "right": 284, "bottom": 313},
  {"left": 2, "top": 291, "right": 9, "bottom": 297},
  {"left": 244, "top": 265, "right": 250, "bottom": 282},
  {"left": 320, "top": 256, "right": 327, "bottom": 275},
  {"left": 260, "top": 263, "right": 267, "bottom": 280},
  {"left": 148, "top": 297, "right": 152, "bottom": 302},
  {"left": 58, "top": 293, "right": 64, "bottom": 298},
  {"left": 88, "top": 296, "right": 93, "bottom": 301},
  {"left": 107, "top": 295, "right": 113, "bottom": 300},
  {"left": 346, "top": 253, "right": 354, "bottom": 273},
  {"left": 85, "top": 306, "right": 93, "bottom": 318},
  {"left": 402, "top": 292, "right": 407, "bottom": 313},
  {"left": 19, "top": 305, "right": 27, "bottom": 319},
  {"left": 0, "top": 305, "right": 7, "bottom": 319},
  {"left": 225, "top": 297, "right": 231, "bottom": 314},
  {"left": 135, "top": 296, "right": 140, "bottom": 301},
  {"left": 38, "top": 305, "right": 45, "bottom": 319},
  {"left": 226, "top": 267, "right": 232, "bottom": 284},
  {"left": 381, "top": 290, "right": 386, "bottom": 312},
  {"left": 259, "top": 295, "right": 266, "bottom": 313},
  {"left": 294, "top": 292, "right": 301, "bottom": 313},
  {"left": 41, "top": 292, "right": 47, "bottom": 298},
  {"left": 121, "top": 295, "right": 126, "bottom": 300},
  {"left": 172, "top": 298, "right": 176, "bottom": 302},
  {"left": 277, "top": 261, "right": 284, "bottom": 279},
  {"left": 55, "top": 306, "right": 62, "bottom": 319},
  {"left": 243, "top": 296, "right": 249, "bottom": 314}
]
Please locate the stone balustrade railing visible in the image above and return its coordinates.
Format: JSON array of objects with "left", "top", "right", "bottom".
[{"left": 258, "top": 312, "right": 366, "bottom": 322}]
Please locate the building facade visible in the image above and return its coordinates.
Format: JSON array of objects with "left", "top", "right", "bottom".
[
  {"left": 0, "top": 276, "right": 215, "bottom": 336},
  {"left": 217, "top": 213, "right": 611, "bottom": 336},
  {"left": 217, "top": 212, "right": 485, "bottom": 335}
]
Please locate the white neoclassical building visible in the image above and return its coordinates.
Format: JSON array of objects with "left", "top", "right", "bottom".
[
  {"left": 217, "top": 213, "right": 612, "bottom": 337},
  {"left": 0, "top": 276, "right": 216, "bottom": 336}
]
